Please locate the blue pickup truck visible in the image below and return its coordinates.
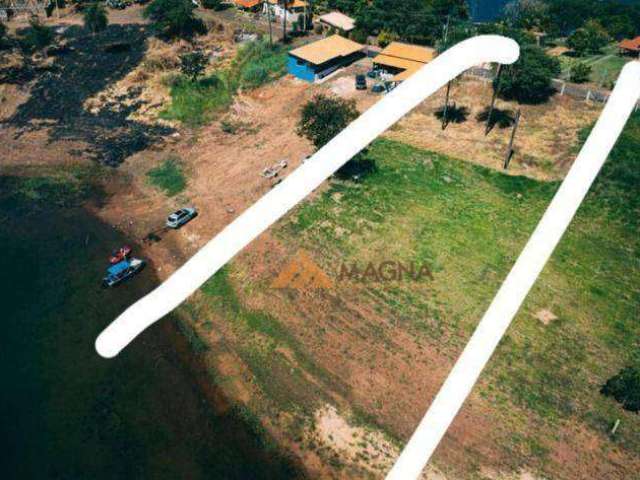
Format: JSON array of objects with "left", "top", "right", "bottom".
[{"left": 102, "top": 258, "right": 146, "bottom": 288}]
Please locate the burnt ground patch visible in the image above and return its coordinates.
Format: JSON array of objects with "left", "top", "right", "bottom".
[{"left": 3, "top": 23, "right": 174, "bottom": 167}]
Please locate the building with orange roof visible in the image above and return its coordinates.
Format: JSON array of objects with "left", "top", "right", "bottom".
[
  {"left": 619, "top": 37, "right": 640, "bottom": 57},
  {"left": 234, "top": 0, "right": 261, "bottom": 10},
  {"left": 373, "top": 41, "right": 437, "bottom": 82},
  {"left": 287, "top": 35, "right": 365, "bottom": 82}
]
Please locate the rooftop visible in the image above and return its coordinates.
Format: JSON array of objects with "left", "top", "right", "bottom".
[
  {"left": 620, "top": 36, "right": 640, "bottom": 51},
  {"left": 235, "top": 0, "right": 261, "bottom": 7},
  {"left": 377, "top": 42, "right": 437, "bottom": 63},
  {"left": 318, "top": 11, "right": 356, "bottom": 32},
  {"left": 289, "top": 35, "right": 364, "bottom": 65},
  {"left": 267, "top": 0, "right": 307, "bottom": 6}
]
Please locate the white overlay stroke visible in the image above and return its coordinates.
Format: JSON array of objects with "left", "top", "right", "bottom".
[{"left": 96, "top": 35, "right": 520, "bottom": 357}]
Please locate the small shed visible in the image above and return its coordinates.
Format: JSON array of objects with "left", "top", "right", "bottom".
[
  {"left": 373, "top": 42, "right": 437, "bottom": 82},
  {"left": 317, "top": 11, "right": 356, "bottom": 34},
  {"left": 288, "top": 35, "right": 364, "bottom": 82},
  {"left": 619, "top": 37, "right": 640, "bottom": 57}
]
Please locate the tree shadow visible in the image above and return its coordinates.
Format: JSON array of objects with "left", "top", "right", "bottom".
[
  {"left": 3, "top": 23, "right": 175, "bottom": 167},
  {"left": 434, "top": 103, "right": 469, "bottom": 129},
  {"left": 335, "top": 151, "right": 377, "bottom": 181},
  {"left": 476, "top": 106, "right": 516, "bottom": 133}
]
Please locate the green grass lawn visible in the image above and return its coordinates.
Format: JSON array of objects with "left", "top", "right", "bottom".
[
  {"left": 225, "top": 115, "right": 639, "bottom": 466},
  {"left": 146, "top": 157, "right": 186, "bottom": 196},
  {"left": 558, "top": 43, "right": 629, "bottom": 87}
]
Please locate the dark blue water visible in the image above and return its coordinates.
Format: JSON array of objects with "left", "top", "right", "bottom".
[
  {"left": 468, "top": 0, "right": 511, "bottom": 22},
  {"left": 0, "top": 176, "right": 304, "bottom": 480}
]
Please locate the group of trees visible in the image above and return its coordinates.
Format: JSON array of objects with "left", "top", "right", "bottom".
[
  {"left": 321, "top": 0, "right": 470, "bottom": 46},
  {"left": 497, "top": 44, "right": 561, "bottom": 104},
  {"left": 143, "top": 0, "right": 205, "bottom": 38},
  {"left": 503, "top": 0, "right": 640, "bottom": 40},
  {"left": 566, "top": 19, "right": 610, "bottom": 57}
]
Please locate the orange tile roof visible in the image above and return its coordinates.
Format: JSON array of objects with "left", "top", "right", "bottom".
[
  {"left": 378, "top": 42, "right": 437, "bottom": 63},
  {"left": 235, "top": 0, "right": 261, "bottom": 7},
  {"left": 374, "top": 54, "right": 424, "bottom": 71},
  {"left": 267, "top": 0, "right": 307, "bottom": 6},
  {"left": 289, "top": 35, "right": 364, "bottom": 65},
  {"left": 620, "top": 37, "right": 640, "bottom": 51}
]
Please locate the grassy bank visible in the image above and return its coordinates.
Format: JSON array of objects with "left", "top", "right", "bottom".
[
  {"left": 161, "top": 41, "right": 288, "bottom": 127},
  {"left": 206, "top": 114, "right": 640, "bottom": 476}
]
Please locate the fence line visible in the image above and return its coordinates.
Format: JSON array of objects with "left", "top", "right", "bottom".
[{"left": 465, "top": 66, "right": 640, "bottom": 110}]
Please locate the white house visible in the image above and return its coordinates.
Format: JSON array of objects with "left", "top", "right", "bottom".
[
  {"left": 317, "top": 11, "right": 356, "bottom": 34},
  {"left": 263, "top": 0, "right": 308, "bottom": 24}
]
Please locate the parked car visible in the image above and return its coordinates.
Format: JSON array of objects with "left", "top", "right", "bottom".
[
  {"left": 102, "top": 258, "right": 145, "bottom": 288},
  {"left": 371, "top": 82, "right": 387, "bottom": 93},
  {"left": 109, "top": 245, "right": 132, "bottom": 264},
  {"left": 355, "top": 74, "right": 367, "bottom": 90},
  {"left": 166, "top": 207, "right": 198, "bottom": 229},
  {"left": 366, "top": 69, "right": 380, "bottom": 79}
]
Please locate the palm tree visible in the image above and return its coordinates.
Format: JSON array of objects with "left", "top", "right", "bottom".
[
  {"left": 266, "top": 0, "right": 273, "bottom": 46},
  {"left": 280, "top": 0, "right": 287, "bottom": 42}
]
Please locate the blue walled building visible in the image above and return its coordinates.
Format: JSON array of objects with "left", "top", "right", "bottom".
[{"left": 288, "top": 35, "right": 365, "bottom": 83}]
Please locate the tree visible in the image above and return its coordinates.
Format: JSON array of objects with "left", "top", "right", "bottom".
[
  {"left": 497, "top": 45, "right": 560, "bottom": 104},
  {"left": 180, "top": 51, "right": 208, "bottom": 81},
  {"left": 0, "top": 21, "right": 6, "bottom": 46},
  {"left": 349, "top": 29, "right": 368, "bottom": 44},
  {"left": 569, "top": 61, "right": 592, "bottom": 84},
  {"left": 143, "top": 0, "right": 205, "bottom": 38},
  {"left": 601, "top": 365, "right": 640, "bottom": 413},
  {"left": 567, "top": 20, "right": 610, "bottom": 57},
  {"left": 83, "top": 3, "right": 108, "bottom": 36},
  {"left": 356, "top": 0, "right": 440, "bottom": 45},
  {"left": 297, "top": 94, "right": 358, "bottom": 149},
  {"left": 23, "top": 20, "right": 54, "bottom": 55},
  {"left": 201, "top": 0, "right": 223, "bottom": 9},
  {"left": 503, "top": 0, "right": 549, "bottom": 30}
]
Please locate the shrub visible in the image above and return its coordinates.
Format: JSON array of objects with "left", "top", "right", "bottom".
[
  {"left": 377, "top": 30, "right": 398, "bottom": 48},
  {"left": 497, "top": 45, "right": 561, "bottom": 104},
  {"left": 297, "top": 94, "right": 359, "bottom": 149},
  {"left": 232, "top": 40, "right": 287, "bottom": 89},
  {"left": 350, "top": 29, "right": 368, "bottom": 44},
  {"left": 241, "top": 64, "right": 269, "bottom": 88},
  {"left": 83, "top": 3, "right": 108, "bottom": 35},
  {"left": 179, "top": 51, "right": 208, "bottom": 81},
  {"left": 601, "top": 365, "right": 640, "bottom": 413},
  {"left": 143, "top": 0, "right": 205, "bottom": 38},
  {"left": 569, "top": 61, "right": 592, "bottom": 84},
  {"left": 22, "top": 20, "right": 54, "bottom": 53}
]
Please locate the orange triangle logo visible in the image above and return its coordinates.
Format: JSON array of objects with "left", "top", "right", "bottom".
[{"left": 272, "top": 250, "right": 333, "bottom": 290}]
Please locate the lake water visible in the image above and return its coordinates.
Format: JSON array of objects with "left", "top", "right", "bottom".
[{"left": 0, "top": 176, "right": 303, "bottom": 479}]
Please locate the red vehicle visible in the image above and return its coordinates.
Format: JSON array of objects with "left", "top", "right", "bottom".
[{"left": 109, "top": 245, "right": 132, "bottom": 264}]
